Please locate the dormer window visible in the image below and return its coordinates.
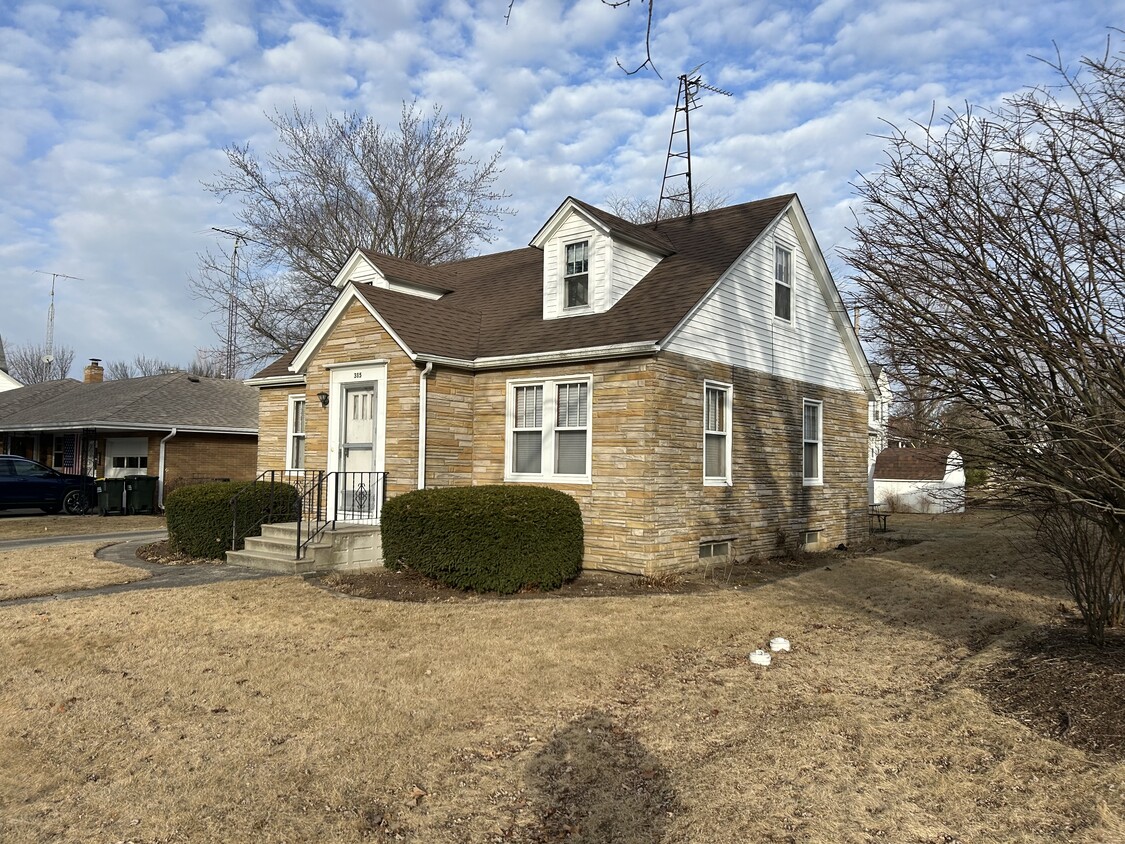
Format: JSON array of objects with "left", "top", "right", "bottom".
[{"left": 565, "top": 241, "right": 589, "bottom": 308}]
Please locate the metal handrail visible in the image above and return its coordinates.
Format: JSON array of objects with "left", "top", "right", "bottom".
[
  {"left": 229, "top": 470, "right": 306, "bottom": 551},
  {"left": 296, "top": 471, "right": 387, "bottom": 559}
]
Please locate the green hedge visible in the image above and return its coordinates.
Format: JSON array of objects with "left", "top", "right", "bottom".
[
  {"left": 382, "top": 485, "right": 584, "bottom": 593},
  {"left": 165, "top": 480, "right": 299, "bottom": 560}
]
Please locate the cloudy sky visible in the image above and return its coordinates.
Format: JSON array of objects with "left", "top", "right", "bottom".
[{"left": 1, "top": 0, "right": 1121, "bottom": 375}]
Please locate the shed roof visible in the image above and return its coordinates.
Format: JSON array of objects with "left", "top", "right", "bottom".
[{"left": 873, "top": 447, "right": 959, "bottom": 481}]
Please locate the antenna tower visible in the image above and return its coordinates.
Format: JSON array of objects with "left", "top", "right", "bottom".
[
  {"left": 657, "top": 66, "right": 732, "bottom": 224},
  {"left": 34, "top": 271, "right": 83, "bottom": 370},
  {"left": 212, "top": 227, "right": 248, "bottom": 379}
]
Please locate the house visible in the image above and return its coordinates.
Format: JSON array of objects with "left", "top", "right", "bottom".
[
  {"left": 868, "top": 363, "right": 892, "bottom": 502},
  {"left": 0, "top": 337, "right": 22, "bottom": 392},
  {"left": 245, "top": 194, "right": 878, "bottom": 575},
  {"left": 0, "top": 361, "right": 259, "bottom": 507},
  {"left": 872, "top": 447, "right": 965, "bottom": 513}
]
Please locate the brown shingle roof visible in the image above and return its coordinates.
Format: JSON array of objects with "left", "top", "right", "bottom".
[
  {"left": 873, "top": 447, "right": 958, "bottom": 481},
  {"left": 252, "top": 194, "right": 795, "bottom": 376}
]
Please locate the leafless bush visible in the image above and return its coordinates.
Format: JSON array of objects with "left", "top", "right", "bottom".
[{"left": 1038, "top": 503, "right": 1124, "bottom": 647}]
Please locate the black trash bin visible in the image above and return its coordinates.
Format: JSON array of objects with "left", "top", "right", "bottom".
[
  {"left": 124, "top": 475, "right": 158, "bottom": 515},
  {"left": 96, "top": 478, "right": 126, "bottom": 516}
]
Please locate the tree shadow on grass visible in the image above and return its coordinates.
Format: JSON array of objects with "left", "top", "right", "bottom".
[{"left": 516, "top": 711, "right": 679, "bottom": 843}]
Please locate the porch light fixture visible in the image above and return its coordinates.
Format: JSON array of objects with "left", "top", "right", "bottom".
[{"left": 316, "top": 391, "right": 330, "bottom": 408}]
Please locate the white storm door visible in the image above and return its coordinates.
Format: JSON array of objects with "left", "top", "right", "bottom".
[{"left": 338, "top": 384, "right": 377, "bottom": 518}]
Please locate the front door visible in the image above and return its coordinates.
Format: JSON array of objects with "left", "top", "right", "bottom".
[{"left": 337, "top": 384, "right": 378, "bottom": 519}]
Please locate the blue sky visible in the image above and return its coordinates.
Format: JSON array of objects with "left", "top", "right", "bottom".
[{"left": 1, "top": 0, "right": 1122, "bottom": 374}]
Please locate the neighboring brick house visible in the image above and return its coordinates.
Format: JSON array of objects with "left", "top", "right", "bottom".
[
  {"left": 247, "top": 194, "right": 878, "bottom": 575},
  {"left": 0, "top": 362, "right": 258, "bottom": 507}
]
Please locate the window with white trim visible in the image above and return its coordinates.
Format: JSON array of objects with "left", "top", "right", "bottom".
[
  {"left": 286, "top": 395, "right": 307, "bottom": 470},
  {"left": 507, "top": 378, "right": 591, "bottom": 481},
  {"left": 564, "top": 241, "right": 589, "bottom": 309},
  {"left": 774, "top": 245, "right": 792, "bottom": 321},
  {"left": 704, "top": 382, "right": 732, "bottom": 484},
  {"left": 803, "top": 399, "right": 822, "bottom": 484}
]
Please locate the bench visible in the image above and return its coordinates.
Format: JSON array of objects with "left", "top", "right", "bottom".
[{"left": 869, "top": 504, "right": 891, "bottom": 533}]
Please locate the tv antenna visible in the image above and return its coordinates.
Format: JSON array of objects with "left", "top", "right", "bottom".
[
  {"left": 211, "top": 227, "right": 251, "bottom": 379},
  {"left": 34, "top": 271, "right": 83, "bottom": 368},
  {"left": 657, "top": 64, "right": 733, "bottom": 224}
]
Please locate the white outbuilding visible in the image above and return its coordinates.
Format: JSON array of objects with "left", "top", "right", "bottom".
[{"left": 872, "top": 447, "right": 965, "bottom": 513}]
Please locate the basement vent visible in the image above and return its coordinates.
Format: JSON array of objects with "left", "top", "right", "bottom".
[{"left": 699, "top": 540, "right": 731, "bottom": 559}]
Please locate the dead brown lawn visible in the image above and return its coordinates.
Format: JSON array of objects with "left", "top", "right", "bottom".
[
  {"left": 0, "top": 512, "right": 1121, "bottom": 843},
  {"left": 0, "top": 542, "right": 150, "bottom": 601},
  {"left": 0, "top": 514, "right": 165, "bottom": 540}
]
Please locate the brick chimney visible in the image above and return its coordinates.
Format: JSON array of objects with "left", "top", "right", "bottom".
[{"left": 84, "top": 358, "right": 104, "bottom": 383}]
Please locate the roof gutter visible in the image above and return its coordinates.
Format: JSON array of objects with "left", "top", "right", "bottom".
[
  {"left": 158, "top": 427, "right": 177, "bottom": 510},
  {"left": 0, "top": 424, "right": 257, "bottom": 435},
  {"left": 417, "top": 361, "right": 433, "bottom": 489},
  {"left": 415, "top": 341, "right": 660, "bottom": 372}
]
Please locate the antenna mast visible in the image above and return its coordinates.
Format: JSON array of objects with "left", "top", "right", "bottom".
[
  {"left": 657, "top": 66, "right": 732, "bottom": 224},
  {"left": 34, "top": 271, "right": 83, "bottom": 370},
  {"left": 212, "top": 227, "right": 248, "bottom": 379}
]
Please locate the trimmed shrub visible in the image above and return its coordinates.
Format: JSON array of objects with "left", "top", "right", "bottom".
[
  {"left": 381, "top": 485, "right": 584, "bottom": 594},
  {"left": 166, "top": 480, "right": 299, "bottom": 560}
]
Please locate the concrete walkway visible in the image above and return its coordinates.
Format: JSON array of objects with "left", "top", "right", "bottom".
[{"left": 0, "top": 534, "right": 286, "bottom": 608}]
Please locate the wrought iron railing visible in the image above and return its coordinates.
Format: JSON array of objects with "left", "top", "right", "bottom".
[
  {"left": 229, "top": 470, "right": 309, "bottom": 551},
  {"left": 296, "top": 471, "right": 387, "bottom": 559}
]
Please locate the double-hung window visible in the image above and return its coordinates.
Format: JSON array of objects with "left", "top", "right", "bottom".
[
  {"left": 802, "top": 399, "right": 822, "bottom": 484},
  {"left": 564, "top": 241, "right": 589, "bottom": 309},
  {"left": 508, "top": 377, "right": 591, "bottom": 482},
  {"left": 774, "top": 245, "right": 792, "bottom": 321},
  {"left": 704, "top": 382, "right": 732, "bottom": 485},
  {"left": 287, "top": 395, "right": 307, "bottom": 470}
]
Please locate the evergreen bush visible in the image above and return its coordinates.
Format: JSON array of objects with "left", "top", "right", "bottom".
[
  {"left": 166, "top": 480, "right": 299, "bottom": 559},
  {"left": 381, "top": 485, "right": 583, "bottom": 593}
]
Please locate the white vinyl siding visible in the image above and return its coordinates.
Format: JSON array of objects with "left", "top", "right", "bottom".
[
  {"left": 663, "top": 213, "right": 866, "bottom": 392},
  {"left": 286, "top": 394, "right": 307, "bottom": 470},
  {"left": 609, "top": 238, "right": 661, "bottom": 306},
  {"left": 703, "top": 381, "right": 732, "bottom": 485},
  {"left": 803, "top": 399, "right": 823, "bottom": 484},
  {"left": 506, "top": 376, "right": 592, "bottom": 482}
]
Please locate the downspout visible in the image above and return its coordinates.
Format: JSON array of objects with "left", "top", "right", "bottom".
[
  {"left": 158, "top": 427, "right": 178, "bottom": 510},
  {"left": 417, "top": 362, "right": 433, "bottom": 489}
]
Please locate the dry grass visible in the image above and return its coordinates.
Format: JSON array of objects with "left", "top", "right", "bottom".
[
  {"left": 0, "top": 512, "right": 1121, "bottom": 842},
  {"left": 0, "top": 542, "right": 150, "bottom": 601},
  {"left": 0, "top": 514, "right": 165, "bottom": 540}
]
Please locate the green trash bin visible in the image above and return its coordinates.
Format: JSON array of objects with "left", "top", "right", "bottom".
[
  {"left": 124, "top": 475, "right": 158, "bottom": 515},
  {"left": 96, "top": 478, "right": 126, "bottom": 516}
]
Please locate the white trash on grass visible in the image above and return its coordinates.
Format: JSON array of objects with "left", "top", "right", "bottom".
[
  {"left": 769, "top": 637, "right": 791, "bottom": 652},
  {"left": 749, "top": 649, "right": 772, "bottom": 666}
]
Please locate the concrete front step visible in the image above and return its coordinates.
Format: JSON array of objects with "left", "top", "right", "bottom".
[{"left": 226, "top": 521, "right": 383, "bottom": 574}]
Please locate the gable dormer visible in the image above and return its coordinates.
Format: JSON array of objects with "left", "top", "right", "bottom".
[
  {"left": 530, "top": 198, "right": 673, "bottom": 320},
  {"left": 331, "top": 249, "right": 451, "bottom": 300}
]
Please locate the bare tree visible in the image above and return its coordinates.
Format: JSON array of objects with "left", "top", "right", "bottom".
[
  {"left": 106, "top": 351, "right": 228, "bottom": 380},
  {"left": 845, "top": 40, "right": 1125, "bottom": 642},
  {"left": 7, "top": 342, "right": 75, "bottom": 384},
  {"left": 194, "top": 101, "right": 513, "bottom": 364},
  {"left": 605, "top": 183, "right": 729, "bottom": 224}
]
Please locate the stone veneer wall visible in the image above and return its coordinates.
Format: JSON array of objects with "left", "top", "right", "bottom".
[
  {"left": 647, "top": 352, "right": 869, "bottom": 572},
  {"left": 468, "top": 358, "right": 659, "bottom": 573},
  {"left": 251, "top": 306, "right": 869, "bottom": 576}
]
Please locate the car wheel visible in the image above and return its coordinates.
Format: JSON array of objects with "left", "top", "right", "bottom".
[{"left": 63, "top": 490, "right": 90, "bottom": 515}]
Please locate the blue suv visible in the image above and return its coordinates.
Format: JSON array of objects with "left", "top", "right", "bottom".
[{"left": 0, "top": 455, "right": 96, "bottom": 515}]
